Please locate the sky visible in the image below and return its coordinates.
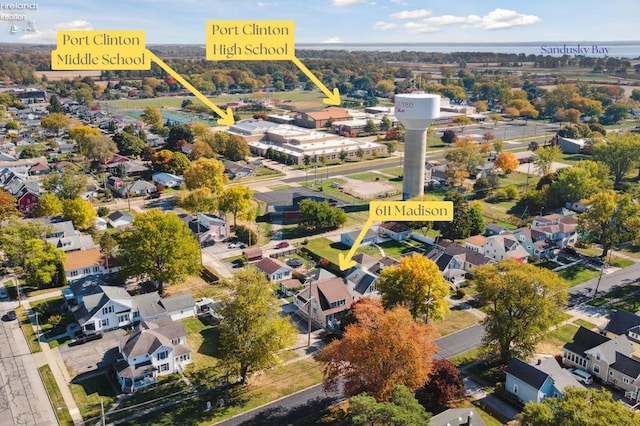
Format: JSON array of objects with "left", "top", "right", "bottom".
[{"left": 2, "top": 0, "right": 640, "bottom": 46}]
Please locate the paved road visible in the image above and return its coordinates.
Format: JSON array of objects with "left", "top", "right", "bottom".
[
  {"left": 215, "top": 381, "right": 344, "bottom": 426},
  {"left": 434, "top": 323, "right": 486, "bottom": 360},
  {"left": 569, "top": 261, "right": 640, "bottom": 306},
  {"left": 0, "top": 301, "right": 58, "bottom": 426}
]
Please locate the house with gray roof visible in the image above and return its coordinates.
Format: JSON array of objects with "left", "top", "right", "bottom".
[
  {"left": 340, "top": 228, "right": 378, "bottom": 248},
  {"left": 505, "top": 357, "right": 583, "bottom": 404},
  {"left": 563, "top": 326, "right": 640, "bottom": 402},
  {"left": 115, "top": 317, "right": 192, "bottom": 393},
  {"left": 72, "top": 286, "right": 195, "bottom": 334}
]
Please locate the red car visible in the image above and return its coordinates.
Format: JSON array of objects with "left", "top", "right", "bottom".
[{"left": 275, "top": 241, "right": 290, "bottom": 249}]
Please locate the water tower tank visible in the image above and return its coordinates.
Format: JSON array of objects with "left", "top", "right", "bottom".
[{"left": 394, "top": 93, "right": 441, "bottom": 200}]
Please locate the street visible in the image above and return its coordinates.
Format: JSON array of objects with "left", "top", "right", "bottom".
[{"left": 0, "top": 300, "right": 58, "bottom": 426}]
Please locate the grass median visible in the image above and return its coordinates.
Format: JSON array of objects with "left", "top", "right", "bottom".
[{"left": 39, "top": 365, "right": 73, "bottom": 426}]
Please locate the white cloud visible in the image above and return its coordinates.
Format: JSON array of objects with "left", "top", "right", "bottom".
[
  {"left": 390, "top": 9, "right": 432, "bottom": 20},
  {"left": 331, "top": 0, "right": 366, "bottom": 7},
  {"left": 372, "top": 21, "right": 399, "bottom": 30},
  {"left": 331, "top": 0, "right": 366, "bottom": 6},
  {"left": 468, "top": 9, "right": 541, "bottom": 30},
  {"left": 377, "top": 7, "right": 541, "bottom": 34},
  {"left": 403, "top": 22, "right": 439, "bottom": 34},
  {"left": 322, "top": 37, "right": 342, "bottom": 43},
  {"left": 20, "top": 19, "right": 94, "bottom": 42},
  {"left": 390, "top": 0, "right": 408, "bottom": 5}
]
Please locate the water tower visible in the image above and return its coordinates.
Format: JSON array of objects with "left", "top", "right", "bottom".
[{"left": 394, "top": 93, "right": 440, "bottom": 200}]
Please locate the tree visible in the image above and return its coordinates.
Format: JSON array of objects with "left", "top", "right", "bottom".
[
  {"left": 364, "top": 119, "right": 378, "bottom": 133},
  {"left": 100, "top": 232, "right": 117, "bottom": 272},
  {"left": 219, "top": 268, "right": 297, "bottom": 383},
  {"left": 350, "top": 385, "right": 431, "bottom": 426},
  {"left": 492, "top": 139, "right": 504, "bottom": 154},
  {"left": 23, "top": 239, "right": 66, "bottom": 288},
  {"left": 534, "top": 145, "right": 561, "bottom": 176},
  {"left": 440, "top": 129, "right": 457, "bottom": 144},
  {"left": 547, "top": 161, "right": 611, "bottom": 207},
  {"left": 494, "top": 151, "right": 520, "bottom": 174},
  {"left": 592, "top": 133, "right": 640, "bottom": 188},
  {"left": 415, "top": 359, "right": 464, "bottom": 408},
  {"left": 235, "top": 224, "right": 257, "bottom": 246},
  {"left": 34, "top": 193, "right": 63, "bottom": 218},
  {"left": 519, "top": 105, "right": 539, "bottom": 123},
  {"left": 19, "top": 145, "right": 40, "bottom": 159},
  {"left": 377, "top": 253, "right": 449, "bottom": 322},
  {"left": 117, "top": 210, "right": 201, "bottom": 293},
  {"left": 169, "top": 151, "right": 191, "bottom": 175},
  {"left": 113, "top": 131, "right": 145, "bottom": 157},
  {"left": 468, "top": 201, "right": 486, "bottom": 235},
  {"left": 0, "top": 219, "right": 51, "bottom": 266},
  {"left": 380, "top": 115, "right": 392, "bottom": 132},
  {"left": 69, "top": 125, "right": 101, "bottom": 156},
  {"left": 219, "top": 185, "right": 253, "bottom": 228},
  {"left": 223, "top": 134, "right": 251, "bottom": 161},
  {"left": 603, "top": 103, "right": 629, "bottom": 123},
  {"left": 578, "top": 190, "right": 639, "bottom": 258},
  {"left": 452, "top": 116, "right": 473, "bottom": 133},
  {"left": 445, "top": 139, "right": 484, "bottom": 175},
  {"left": 140, "top": 106, "right": 163, "bottom": 128},
  {"left": 183, "top": 157, "right": 227, "bottom": 194},
  {"left": 40, "top": 112, "right": 69, "bottom": 134},
  {"left": 316, "top": 299, "right": 438, "bottom": 401},
  {"left": 489, "top": 113, "right": 503, "bottom": 127},
  {"left": 165, "top": 123, "right": 194, "bottom": 151},
  {"left": 297, "top": 199, "right": 347, "bottom": 230},
  {"left": 85, "top": 134, "right": 117, "bottom": 163},
  {"left": 176, "top": 187, "right": 217, "bottom": 216},
  {"left": 474, "top": 259, "right": 568, "bottom": 364},
  {"left": 519, "top": 387, "right": 640, "bottom": 426},
  {"left": 43, "top": 170, "right": 87, "bottom": 200},
  {"left": 0, "top": 189, "right": 19, "bottom": 225},
  {"left": 48, "top": 94, "right": 64, "bottom": 113},
  {"left": 483, "top": 131, "right": 496, "bottom": 142},
  {"left": 438, "top": 192, "right": 472, "bottom": 240},
  {"left": 62, "top": 198, "right": 97, "bottom": 230}
]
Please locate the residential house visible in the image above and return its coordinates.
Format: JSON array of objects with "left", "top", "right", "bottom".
[
  {"left": 464, "top": 235, "right": 487, "bottom": 254},
  {"left": 152, "top": 172, "right": 183, "bottom": 189},
  {"left": 512, "top": 227, "right": 555, "bottom": 260},
  {"left": 63, "top": 274, "right": 111, "bottom": 306},
  {"left": 243, "top": 247, "right": 263, "bottom": 263},
  {"left": 15, "top": 185, "right": 39, "bottom": 214},
  {"left": 119, "top": 180, "right": 156, "bottom": 198},
  {"left": 107, "top": 210, "right": 134, "bottom": 230},
  {"left": 531, "top": 214, "right": 579, "bottom": 250},
  {"left": 254, "top": 257, "right": 293, "bottom": 283},
  {"left": 563, "top": 326, "right": 611, "bottom": 371},
  {"left": 72, "top": 286, "right": 196, "bottom": 333},
  {"left": 294, "top": 277, "right": 353, "bottom": 329},
  {"left": 28, "top": 162, "right": 50, "bottom": 176},
  {"left": 431, "top": 241, "right": 495, "bottom": 275},
  {"left": 47, "top": 233, "right": 97, "bottom": 252},
  {"left": 483, "top": 234, "right": 529, "bottom": 262},
  {"left": 195, "top": 213, "right": 229, "bottom": 242},
  {"left": 426, "top": 250, "right": 467, "bottom": 290},
  {"left": 366, "top": 255, "right": 400, "bottom": 276},
  {"left": 505, "top": 357, "right": 584, "bottom": 404},
  {"left": 378, "top": 222, "right": 412, "bottom": 241},
  {"left": 223, "top": 160, "right": 255, "bottom": 179},
  {"left": 603, "top": 309, "right": 640, "bottom": 351},
  {"left": 344, "top": 266, "right": 379, "bottom": 301},
  {"left": 63, "top": 247, "right": 105, "bottom": 281},
  {"left": 115, "top": 317, "right": 192, "bottom": 393},
  {"left": 485, "top": 222, "right": 508, "bottom": 236},
  {"left": 340, "top": 228, "right": 378, "bottom": 248},
  {"left": 429, "top": 408, "right": 486, "bottom": 426}
]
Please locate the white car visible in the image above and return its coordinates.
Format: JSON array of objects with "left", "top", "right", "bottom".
[
  {"left": 227, "top": 242, "right": 245, "bottom": 249},
  {"left": 567, "top": 367, "right": 593, "bottom": 385}
]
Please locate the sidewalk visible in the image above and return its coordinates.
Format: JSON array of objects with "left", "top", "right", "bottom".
[{"left": 23, "top": 298, "right": 85, "bottom": 426}]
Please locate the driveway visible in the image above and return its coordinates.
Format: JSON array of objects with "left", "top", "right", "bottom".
[{"left": 58, "top": 328, "right": 127, "bottom": 377}]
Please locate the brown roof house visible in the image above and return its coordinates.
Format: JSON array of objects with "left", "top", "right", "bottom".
[
  {"left": 254, "top": 257, "right": 293, "bottom": 283},
  {"left": 115, "top": 317, "right": 192, "bottom": 393},
  {"left": 294, "top": 277, "right": 353, "bottom": 330},
  {"left": 63, "top": 247, "right": 105, "bottom": 282}
]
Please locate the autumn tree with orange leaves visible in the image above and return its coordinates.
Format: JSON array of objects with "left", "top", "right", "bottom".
[
  {"left": 494, "top": 151, "right": 520, "bottom": 174},
  {"left": 316, "top": 299, "right": 439, "bottom": 402}
]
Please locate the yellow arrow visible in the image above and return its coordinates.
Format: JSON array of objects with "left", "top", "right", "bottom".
[
  {"left": 338, "top": 217, "right": 374, "bottom": 271},
  {"left": 146, "top": 50, "right": 235, "bottom": 125},
  {"left": 291, "top": 56, "right": 341, "bottom": 106}
]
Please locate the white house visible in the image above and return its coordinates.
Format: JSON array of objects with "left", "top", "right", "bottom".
[
  {"left": 340, "top": 228, "right": 378, "bottom": 248},
  {"left": 254, "top": 257, "right": 293, "bottom": 283},
  {"left": 152, "top": 172, "right": 183, "bottom": 188},
  {"left": 63, "top": 247, "right": 105, "bottom": 281},
  {"left": 72, "top": 286, "right": 196, "bottom": 334},
  {"left": 294, "top": 278, "right": 353, "bottom": 330},
  {"left": 115, "top": 317, "right": 192, "bottom": 393},
  {"left": 107, "top": 210, "right": 135, "bottom": 230}
]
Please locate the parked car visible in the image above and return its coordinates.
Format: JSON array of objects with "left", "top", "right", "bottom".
[
  {"left": 5, "top": 310, "right": 16, "bottom": 321},
  {"left": 146, "top": 192, "right": 161, "bottom": 199},
  {"left": 228, "top": 242, "right": 245, "bottom": 249},
  {"left": 275, "top": 241, "right": 290, "bottom": 249},
  {"left": 0, "top": 286, "right": 8, "bottom": 300},
  {"left": 285, "top": 258, "right": 304, "bottom": 268},
  {"left": 74, "top": 331, "right": 103, "bottom": 344},
  {"left": 567, "top": 367, "right": 593, "bottom": 385}
]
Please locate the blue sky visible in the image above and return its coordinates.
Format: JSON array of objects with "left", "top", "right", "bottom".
[{"left": 2, "top": 0, "right": 639, "bottom": 45}]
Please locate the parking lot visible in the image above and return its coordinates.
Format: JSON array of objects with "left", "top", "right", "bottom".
[{"left": 58, "top": 328, "right": 126, "bottom": 377}]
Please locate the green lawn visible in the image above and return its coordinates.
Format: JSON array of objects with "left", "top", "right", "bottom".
[
  {"left": 556, "top": 265, "right": 601, "bottom": 287},
  {"left": 16, "top": 305, "right": 41, "bottom": 353},
  {"left": 431, "top": 309, "right": 480, "bottom": 337},
  {"left": 119, "top": 358, "right": 324, "bottom": 426},
  {"left": 182, "top": 317, "right": 224, "bottom": 385},
  {"left": 610, "top": 258, "right": 635, "bottom": 268},
  {"left": 39, "top": 365, "right": 73, "bottom": 426},
  {"left": 69, "top": 374, "right": 117, "bottom": 422},
  {"left": 550, "top": 324, "right": 579, "bottom": 343},
  {"left": 450, "top": 347, "right": 484, "bottom": 367},
  {"left": 302, "top": 237, "right": 349, "bottom": 265},
  {"left": 573, "top": 319, "right": 597, "bottom": 330}
]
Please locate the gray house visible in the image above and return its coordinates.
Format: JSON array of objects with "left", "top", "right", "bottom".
[{"left": 505, "top": 357, "right": 583, "bottom": 404}]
